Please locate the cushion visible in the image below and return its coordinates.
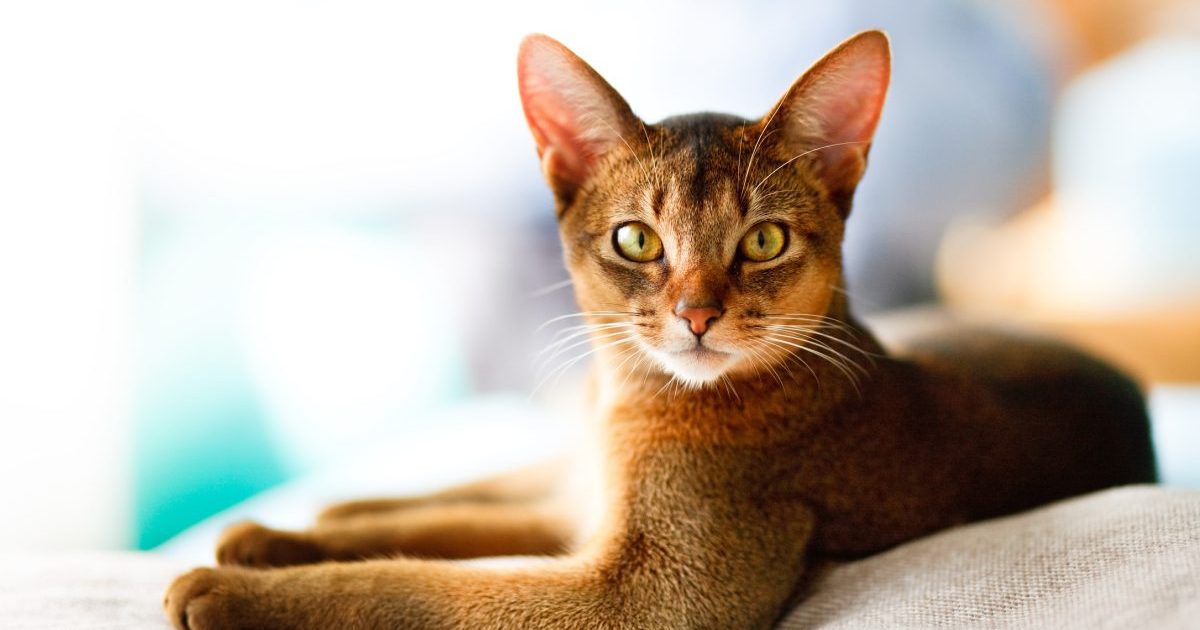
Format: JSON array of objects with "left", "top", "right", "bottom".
[
  {"left": 780, "top": 485, "right": 1200, "bottom": 629},
  {"left": 3, "top": 486, "right": 1197, "bottom": 629}
]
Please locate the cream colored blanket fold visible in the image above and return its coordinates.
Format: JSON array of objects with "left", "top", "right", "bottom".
[
  {"left": 1, "top": 486, "right": 1197, "bottom": 629},
  {"left": 780, "top": 486, "right": 1200, "bottom": 629}
]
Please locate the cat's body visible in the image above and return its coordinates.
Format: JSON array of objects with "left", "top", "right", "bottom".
[{"left": 165, "top": 31, "right": 1155, "bottom": 630}]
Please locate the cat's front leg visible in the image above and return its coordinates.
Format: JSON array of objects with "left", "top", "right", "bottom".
[
  {"left": 215, "top": 500, "right": 575, "bottom": 567},
  {"left": 166, "top": 519, "right": 812, "bottom": 630},
  {"left": 166, "top": 556, "right": 609, "bottom": 630},
  {"left": 316, "top": 458, "right": 565, "bottom": 524}
]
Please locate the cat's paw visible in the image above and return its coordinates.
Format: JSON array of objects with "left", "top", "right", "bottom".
[
  {"left": 164, "top": 567, "right": 252, "bottom": 630},
  {"left": 216, "top": 521, "right": 323, "bottom": 568}
]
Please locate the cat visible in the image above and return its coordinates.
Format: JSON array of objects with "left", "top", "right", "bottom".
[{"left": 165, "top": 30, "right": 1156, "bottom": 629}]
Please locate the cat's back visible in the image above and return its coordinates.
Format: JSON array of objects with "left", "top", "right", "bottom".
[{"left": 870, "top": 309, "right": 1157, "bottom": 518}]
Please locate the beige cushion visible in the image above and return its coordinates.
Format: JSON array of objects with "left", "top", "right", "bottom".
[
  {"left": 2, "top": 486, "right": 1197, "bottom": 628},
  {"left": 781, "top": 485, "right": 1200, "bottom": 629}
]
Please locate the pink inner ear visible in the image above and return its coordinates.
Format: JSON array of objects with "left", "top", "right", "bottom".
[
  {"left": 520, "top": 82, "right": 593, "bottom": 185},
  {"left": 517, "top": 35, "right": 633, "bottom": 191},
  {"left": 813, "top": 54, "right": 889, "bottom": 148},
  {"left": 784, "top": 32, "right": 891, "bottom": 181}
]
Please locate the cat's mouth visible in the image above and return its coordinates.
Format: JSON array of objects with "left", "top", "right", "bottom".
[
  {"left": 674, "top": 345, "right": 730, "bottom": 361},
  {"left": 656, "top": 344, "right": 737, "bottom": 385}
]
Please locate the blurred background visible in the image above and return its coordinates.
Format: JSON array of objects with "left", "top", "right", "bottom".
[{"left": 0, "top": 0, "right": 1197, "bottom": 554}]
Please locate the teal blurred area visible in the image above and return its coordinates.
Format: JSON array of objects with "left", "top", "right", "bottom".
[
  {"left": 135, "top": 379, "right": 284, "bottom": 549},
  {"left": 132, "top": 212, "right": 470, "bottom": 548},
  {"left": 134, "top": 215, "right": 288, "bottom": 548}
]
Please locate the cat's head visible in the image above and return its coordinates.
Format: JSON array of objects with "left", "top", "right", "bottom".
[{"left": 518, "top": 32, "right": 890, "bottom": 388}]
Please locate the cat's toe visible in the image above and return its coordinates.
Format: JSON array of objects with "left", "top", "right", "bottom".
[
  {"left": 216, "top": 521, "right": 323, "bottom": 568},
  {"left": 164, "top": 567, "right": 245, "bottom": 630}
]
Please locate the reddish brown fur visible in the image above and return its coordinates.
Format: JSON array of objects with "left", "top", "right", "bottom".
[{"left": 165, "top": 31, "right": 1155, "bottom": 629}]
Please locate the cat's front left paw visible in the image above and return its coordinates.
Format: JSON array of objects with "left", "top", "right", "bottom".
[
  {"left": 164, "top": 567, "right": 254, "bottom": 630},
  {"left": 216, "top": 521, "right": 323, "bottom": 568}
]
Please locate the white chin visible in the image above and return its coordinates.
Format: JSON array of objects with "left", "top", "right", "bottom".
[{"left": 654, "top": 347, "right": 737, "bottom": 387}]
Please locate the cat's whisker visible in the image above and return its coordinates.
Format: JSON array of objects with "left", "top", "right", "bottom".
[
  {"left": 578, "top": 111, "right": 652, "bottom": 187},
  {"left": 536, "top": 329, "right": 639, "bottom": 372},
  {"left": 750, "top": 140, "right": 870, "bottom": 198},
  {"left": 740, "top": 340, "right": 776, "bottom": 386},
  {"left": 606, "top": 345, "right": 645, "bottom": 392},
  {"left": 759, "top": 325, "right": 879, "bottom": 363},
  {"left": 742, "top": 96, "right": 788, "bottom": 194},
  {"left": 638, "top": 121, "right": 661, "bottom": 187},
  {"left": 755, "top": 337, "right": 815, "bottom": 387},
  {"left": 631, "top": 352, "right": 652, "bottom": 389},
  {"left": 742, "top": 338, "right": 788, "bottom": 389},
  {"left": 760, "top": 327, "right": 873, "bottom": 369},
  {"left": 543, "top": 322, "right": 635, "bottom": 347},
  {"left": 762, "top": 334, "right": 863, "bottom": 393},
  {"left": 753, "top": 188, "right": 807, "bottom": 203},
  {"left": 720, "top": 373, "right": 740, "bottom": 403},
  {"left": 770, "top": 332, "right": 868, "bottom": 377},
  {"left": 652, "top": 373, "right": 677, "bottom": 401},
  {"left": 615, "top": 343, "right": 650, "bottom": 393},
  {"left": 759, "top": 314, "right": 860, "bottom": 337},
  {"left": 758, "top": 336, "right": 832, "bottom": 393},
  {"left": 753, "top": 336, "right": 819, "bottom": 386},
  {"left": 535, "top": 311, "right": 638, "bottom": 332},
  {"left": 541, "top": 323, "right": 639, "bottom": 354},
  {"left": 531, "top": 333, "right": 639, "bottom": 398},
  {"left": 529, "top": 278, "right": 574, "bottom": 298}
]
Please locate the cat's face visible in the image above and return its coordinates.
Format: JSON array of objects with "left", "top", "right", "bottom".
[{"left": 519, "top": 32, "right": 890, "bottom": 387}]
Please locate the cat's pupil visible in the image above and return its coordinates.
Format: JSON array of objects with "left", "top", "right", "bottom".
[
  {"left": 757, "top": 230, "right": 765, "bottom": 249},
  {"left": 638, "top": 231, "right": 645, "bottom": 249}
]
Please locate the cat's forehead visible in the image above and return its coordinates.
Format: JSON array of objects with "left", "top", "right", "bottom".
[
  {"left": 654, "top": 114, "right": 746, "bottom": 219},
  {"left": 644, "top": 114, "right": 821, "bottom": 227},
  {"left": 575, "top": 111, "right": 828, "bottom": 243}
]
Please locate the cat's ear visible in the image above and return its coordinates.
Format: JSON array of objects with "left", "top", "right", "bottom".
[
  {"left": 763, "top": 30, "right": 891, "bottom": 216},
  {"left": 518, "top": 34, "right": 641, "bottom": 206}
]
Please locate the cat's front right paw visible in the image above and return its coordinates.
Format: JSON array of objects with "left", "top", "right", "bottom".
[{"left": 215, "top": 521, "right": 323, "bottom": 568}]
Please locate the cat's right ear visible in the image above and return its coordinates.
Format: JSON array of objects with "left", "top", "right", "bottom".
[
  {"left": 761, "top": 30, "right": 891, "bottom": 218},
  {"left": 518, "top": 34, "right": 641, "bottom": 207}
]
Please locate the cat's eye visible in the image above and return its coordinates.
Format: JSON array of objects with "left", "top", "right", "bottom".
[
  {"left": 740, "top": 222, "right": 787, "bottom": 262},
  {"left": 614, "top": 222, "right": 663, "bottom": 262}
]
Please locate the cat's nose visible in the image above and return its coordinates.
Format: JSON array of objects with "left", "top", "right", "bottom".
[{"left": 674, "top": 300, "right": 723, "bottom": 336}]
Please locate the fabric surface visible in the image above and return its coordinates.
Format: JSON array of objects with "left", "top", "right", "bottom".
[
  {"left": 0, "top": 551, "right": 184, "bottom": 629},
  {"left": 3, "top": 486, "right": 1198, "bottom": 629},
  {"left": 780, "top": 486, "right": 1200, "bottom": 629}
]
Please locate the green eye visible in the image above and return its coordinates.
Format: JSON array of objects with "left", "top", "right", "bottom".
[
  {"left": 740, "top": 222, "right": 786, "bottom": 262},
  {"left": 614, "top": 222, "right": 663, "bottom": 262}
]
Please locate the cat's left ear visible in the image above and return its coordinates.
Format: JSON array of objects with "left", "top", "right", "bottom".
[
  {"left": 518, "top": 34, "right": 643, "bottom": 208},
  {"left": 763, "top": 30, "right": 891, "bottom": 216}
]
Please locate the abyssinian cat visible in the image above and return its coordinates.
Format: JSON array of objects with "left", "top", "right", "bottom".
[{"left": 165, "top": 31, "right": 1156, "bottom": 629}]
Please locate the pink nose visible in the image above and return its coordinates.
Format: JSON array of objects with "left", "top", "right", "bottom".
[{"left": 675, "top": 303, "right": 723, "bottom": 336}]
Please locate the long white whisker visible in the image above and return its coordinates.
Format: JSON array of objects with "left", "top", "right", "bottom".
[
  {"left": 759, "top": 315, "right": 861, "bottom": 338},
  {"left": 768, "top": 343, "right": 862, "bottom": 396},
  {"left": 752, "top": 337, "right": 818, "bottom": 385},
  {"left": 536, "top": 311, "right": 635, "bottom": 332},
  {"left": 762, "top": 334, "right": 863, "bottom": 391},
  {"left": 761, "top": 325, "right": 878, "bottom": 362},
  {"left": 742, "top": 339, "right": 787, "bottom": 389},
  {"left": 536, "top": 330, "right": 637, "bottom": 372},
  {"left": 742, "top": 96, "right": 788, "bottom": 193},
  {"left": 767, "top": 331, "right": 867, "bottom": 376},
  {"left": 540, "top": 323, "right": 639, "bottom": 355},
  {"left": 531, "top": 334, "right": 638, "bottom": 398},
  {"left": 751, "top": 140, "right": 870, "bottom": 198},
  {"left": 529, "top": 278, "right": 574, "bottom": 298},
  {"left": 577, "top": 111, "right": 652, "bottom": 186}
]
